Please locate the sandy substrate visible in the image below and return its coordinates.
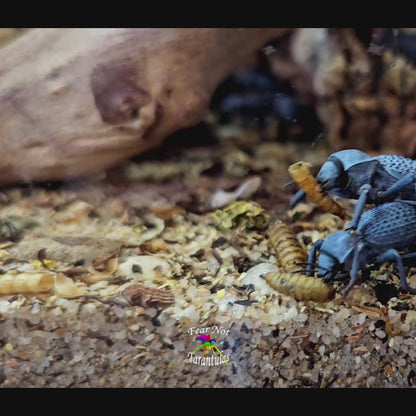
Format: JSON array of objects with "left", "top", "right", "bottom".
[{"left": 1, "top": 135, "right": 416, "bottom": 388}]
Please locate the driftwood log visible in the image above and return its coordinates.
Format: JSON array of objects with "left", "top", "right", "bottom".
[
  {"left": 3, "top": 28, "right": 416, "bottom": 187},
  {"left": 0, "top": 28, "right": 289, "bottom": 186}
]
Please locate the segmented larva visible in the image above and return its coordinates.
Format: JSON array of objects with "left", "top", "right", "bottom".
[
  {"left": 0, "top": 272, "right": 55, "bottom": 295},
  {"left": 267, "top": 219, "right": 335, "bottom": 302},
  {"left": 266, "top": 271, "right": 335, "bottom": 302},
  {"left": 288, "top": 161, "right": 346, "bottom": 218},
  {"left": 268, "top": 219, "right": 307, "bottom": 273}
]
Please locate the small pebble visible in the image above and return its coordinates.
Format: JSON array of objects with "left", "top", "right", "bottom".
[
  {"left": 335, "top": 308, "right": 350, "bottom": 323},
  {"left": 4, "top": 343, "right": 13, "bottom": 352},
  {"left": 216, "top": 289, "right": 226, "bottom": 298},
  {"left": 357, "top": 313, "right": 367, "bottom": 325},
  {"left": 375, "top": 329, "right": 386, "bottom": 339}
]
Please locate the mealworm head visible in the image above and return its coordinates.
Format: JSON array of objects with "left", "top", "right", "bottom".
[
  {"left": 266, "top": 271, "right": 335, "bottom": 302},
  {"left": 288, "top": 161, "right": 346, "bottom": 218}
]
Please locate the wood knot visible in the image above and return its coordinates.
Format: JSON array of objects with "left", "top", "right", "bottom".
[{"left": 90, "top": 60, "right": 152, "bottom": 124}]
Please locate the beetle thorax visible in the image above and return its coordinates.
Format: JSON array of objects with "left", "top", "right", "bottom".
[{"left": 318, "top": 231, "right": 355, "bottom": 277}]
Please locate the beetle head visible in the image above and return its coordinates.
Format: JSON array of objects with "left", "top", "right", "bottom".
[
  {"left": 316, "top": 159, "right": 347, "bottom": 192},
  {"left": 317, "top": 252, "right": 339, "bottom": 281},
  {"left": 318, "top": 231, "right": 355, "bottom": 281},
  {"left": 317, "top": 149, "right": 372, "bottom": 192}
]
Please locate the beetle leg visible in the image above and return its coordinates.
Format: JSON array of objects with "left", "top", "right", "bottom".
[
  {"left": 400, "top": 251, "right": 416, "bottom": 266},
  {"left": 307, "top": 239, "right": 323, "bottom": 276},
  {"left": 289, "top": 189, "right": 306, "bottom": 209},
  {"left": 346, "top": 184, "right": 372, "bottom": 230},
  {"left": 342, "top": 244, "right": 364, "bottom": 298},
  {"left": 377, "top": 249, "right": 416, "bottom": 294},
  {"left": 396, "top": 199, "right": 416, "bottom": 206},
  {"left": 378, "top": 173, "right": 415, "bottom": 202}
]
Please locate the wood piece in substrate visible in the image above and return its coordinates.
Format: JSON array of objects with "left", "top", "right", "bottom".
[{"left": 121, "top": 284, "right": 174, "bottom": 308}]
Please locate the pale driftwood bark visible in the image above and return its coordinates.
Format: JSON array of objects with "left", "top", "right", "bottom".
[{"left": 0, "top": 28, "right": 290, "bottom": 186}]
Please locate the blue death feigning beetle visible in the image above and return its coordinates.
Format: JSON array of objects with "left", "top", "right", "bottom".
[
  {"left": 307, "top": 200, "right": 416, "bottom": 298},
  {"left": 290, "top": 149, "right": 416, "bottom": 228}
]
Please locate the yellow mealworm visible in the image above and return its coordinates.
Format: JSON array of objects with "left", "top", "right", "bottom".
[
  {"left": 0, "top": 272, "right": 55, "bottom": 295},
  {"left": 288, "top": 161, "right": 346, "bottom": 218},
  {"left": 267, "top": 218, "right": 335, "bottom": 302},
  {"left": 266, "top": 272, "right": 335, "bottom": 302},
  {"left": 268, "top": 219, "right": 307, "bottom": 273}
]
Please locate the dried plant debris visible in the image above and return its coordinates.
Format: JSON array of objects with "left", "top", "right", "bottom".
[
  {"left": 54, "top": 273, "right": 88, "bottom": 297},
  {"left": 0, "top": 216, "right": 39, "bottom": 242},
  {"left": 212, "top": 201, "right": 269, "bottom": 231},
  {"left": 10, "top": 233, "right": 122, "bottom": 265},
  {"left": 0, "top": 28, "right": 24, "bottom": 47},
  {"left": 1, "top": 138, "right": 416, "bottom": 388},
  {"left": 208, "top": 176, "right": 262, "bottom": 209},
  {"left": 124, "top": 158, "right": 212, "bottom": 183},
  {"left": 129, "top": 215, "right": 165, "bottom": 242}
]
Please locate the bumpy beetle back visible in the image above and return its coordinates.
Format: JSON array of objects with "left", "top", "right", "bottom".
[
  {"left": 374, "top": 154, "right": 416, "bottom": 178},
  {"left": 320, "top": 231, "right": 355, "bottom": 265},
  {"left": 309, "top": 201, "right": 416, "bottom": 297},
  {"left": 357, "top": 201, "right": 416, "bottom": 250}
]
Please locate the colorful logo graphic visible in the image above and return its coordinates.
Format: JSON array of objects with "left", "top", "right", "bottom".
[{"left": 190, "top": 333, "right": 229, "bottom": 366}]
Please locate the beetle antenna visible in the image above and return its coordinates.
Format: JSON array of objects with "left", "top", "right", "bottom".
[
  {"left": 295, "top": 261, "right": 332, "bottom": 272},
  {"left": 283, "top": 180, "right": 296, "bottom": 189}
]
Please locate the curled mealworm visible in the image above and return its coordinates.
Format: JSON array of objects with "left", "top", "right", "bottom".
[
  {"left": 288, "top": 161, "right": 346, "bottom": 218},
  {"left": 266, "top": 218, "right": 335, "bottom": 302}
]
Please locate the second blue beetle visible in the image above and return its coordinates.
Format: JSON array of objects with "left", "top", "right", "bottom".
[{"left": 307, "top": 200, "right": 416, "bottom": 298}]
